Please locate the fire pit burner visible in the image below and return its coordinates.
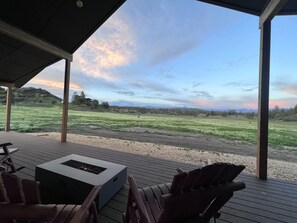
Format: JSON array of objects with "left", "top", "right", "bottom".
[{"left": 62, "top": 159, "right": 106, "bottom": 174}]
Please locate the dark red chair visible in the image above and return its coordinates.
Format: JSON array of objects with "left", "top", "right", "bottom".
[
  {"left": 123, "top": 162, "right": 245, "bottom": 223},
  {"left": 0, "top": 142, "right": 21, "bottom": 172}
]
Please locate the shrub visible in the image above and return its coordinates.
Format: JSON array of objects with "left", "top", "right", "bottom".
[{"left": 283, "top": 114, "right": 297, "bottom": 122}]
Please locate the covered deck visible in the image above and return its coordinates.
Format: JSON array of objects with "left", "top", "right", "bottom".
[{"left": 1, "top": 131, "right": 296, "bottom": 223}]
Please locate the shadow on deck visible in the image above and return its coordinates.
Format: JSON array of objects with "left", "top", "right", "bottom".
[{"left": 1, "top": 131, "right": 297, "bottom": 223}]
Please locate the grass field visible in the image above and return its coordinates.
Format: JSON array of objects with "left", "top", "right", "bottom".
[{"left": 0, "top": 105, "right": 297, "bottom": 149}]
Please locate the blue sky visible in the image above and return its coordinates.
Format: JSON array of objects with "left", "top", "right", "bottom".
[{"left": 27, "top": 0, "right": 297, "bottom": 110}]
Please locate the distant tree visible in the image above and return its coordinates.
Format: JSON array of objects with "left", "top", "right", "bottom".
[
  {"left": 71, "top": 91, "right": 87, "bottom": 105},
  {"left": 71, "top": 92, "right": 80, "bottom": 105},
  {"left": 222, "top": 112, "right": 227, "bottom": 117},
  {"left": 228, "top": 110, "right": 236, "bottom": 116},
  {"left": 102, "top": 101, "right": 110, "bottom": 109},
  {"left": 294, "top": 104, "right": 297, "bottom": 114},
  {"left": 92, "top": 99, "right": 99, "bottom": 109},
  {"left": 80, "top": 91, "right": 86, "bottom": 100},
  {"left": 246, "top": 112, "right": 255, "bottom": 119},
  {"left": 85, "top": 98, "right": 92, "bottom": 106}
]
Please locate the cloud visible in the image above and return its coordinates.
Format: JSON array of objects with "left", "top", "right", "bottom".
[
  {"left": 165, "top": 75, "right": 175, "bottom": 79},
  {"left": 140, "top": 95, "right": 193, "bottom": 106},
  {"left": 29, "top": 78, "right": 83, "bottom": 92},
  {"left": 191, "top": 99, "right": 214, "bottom": 107},
  {"left": 273, "top": 81, "right": 297, "bottom": 95},
  {"left": 224, "top": 81, "right": 247, "bottom": 87},
  {"left": 115, "top": 91, "right": 135, "bottom": 96},
  {"left": 73, "top": 13, "right": 136, "bottom": 80},
  {"left": 243, "top": 87, "right": 258, "bottom": 92},
  {"left": 191, "top": 95, "right": 259, "bottom": 110},
  {"left": 192, "top": 91, "right": 213, "bottom": 98},
  {"left": 148, "top": 39, "right": 199, "bottom": 65},
  {"left": 224, "top": 81, "right": 257, "bottom": 92},
  {"left": 129, "top": 80, "right": 178, "bottom": 94},
  {"left": 123, "top": 0, "right": 238, "bottom": 66},
  {"left": 269, "top": 98, "right": 297, "bottom": 108},
  {"left": 226, "top": 56, "right": 255, "bottom": 67},
  {"left": 157, "top": 67, "right": 174, "bottom": 79},
  {"left": 193, "top": 82, "right": 202, "bottom": 88}
]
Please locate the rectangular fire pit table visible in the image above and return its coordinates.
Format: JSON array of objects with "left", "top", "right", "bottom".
[{"left": 35, "top": 154, "right": 127, "bottom": 209}]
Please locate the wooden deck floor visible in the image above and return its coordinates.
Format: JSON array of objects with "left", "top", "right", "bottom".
[{"left": 1, "top": 131, "right": 297, "bottom": 223}]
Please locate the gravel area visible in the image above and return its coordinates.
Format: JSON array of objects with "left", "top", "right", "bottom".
[{"left": 28, "top": 132, "right": 297, "bottom": 181}]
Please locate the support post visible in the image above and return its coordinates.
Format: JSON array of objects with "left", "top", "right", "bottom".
[
  {"left": 257, "top": 21, "right": 271, "bottom": 180},
  {"left": 5, "top": 86, "right": 12, "bottom": 132},
  {"left": 61, "top": 59, "right": 71, "bottom": 142}
]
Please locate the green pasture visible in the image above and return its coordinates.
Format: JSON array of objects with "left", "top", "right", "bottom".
[{"left": 0, "top": 105, "right": 297, "bottom": 149}]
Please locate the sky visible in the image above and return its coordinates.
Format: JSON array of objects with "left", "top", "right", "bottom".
[{"left": 27, "top": 0, "right": 297, "bottom": 110}]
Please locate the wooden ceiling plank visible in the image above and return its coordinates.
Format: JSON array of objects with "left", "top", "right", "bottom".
[
  {"left": 0, "top": 20, "right": 73, "bottom": 61},
  {"left": 0, "top": 82, "right": 15, "bottom": 87}
]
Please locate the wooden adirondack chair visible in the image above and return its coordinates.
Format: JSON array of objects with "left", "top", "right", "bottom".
[
  {"left": 0, "top": 172, "right": 100, "bottom": 223},
  {"left": 123, "top": 162, "right": 246, "bottom": 223},
  {"left": 0, "top": 142, "right": 20, "bottom": 173}
]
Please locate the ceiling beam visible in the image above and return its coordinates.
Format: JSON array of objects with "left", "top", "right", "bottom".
[
  {"left": 259, "top": 0, "right": 287, "bottom": 28},
  {"left": 198, "top": 0, "right": 259, "bottom": 16},
  {"left": 0, "top": 20, "right": 73, "bottom": 61},
  {"left": 0, "top": 82, "right": 15, "bottom": 88}
]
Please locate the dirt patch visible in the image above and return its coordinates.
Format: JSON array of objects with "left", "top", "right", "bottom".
[{"left": 70, "top": 127, "right": 297, "bottom": 163}]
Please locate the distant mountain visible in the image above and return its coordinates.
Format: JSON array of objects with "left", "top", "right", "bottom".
[{"left": 0, "top": 87, "right": 62, "bottom": 105}]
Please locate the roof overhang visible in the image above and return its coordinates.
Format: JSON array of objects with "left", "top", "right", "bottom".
[
  {"left": 197, "top": 0, "right": 297, "bottom": 16},
  {"left": 0, "top": 0, "right": 126, "bottom": 87}
]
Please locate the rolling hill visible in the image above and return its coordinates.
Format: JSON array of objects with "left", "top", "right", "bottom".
[{"left": 0, "top": 87, "right": 61, "bottom": 105}]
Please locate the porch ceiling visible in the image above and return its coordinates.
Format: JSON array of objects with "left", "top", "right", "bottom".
[
  {"left": 198, "top": 0, "right": 297, "bottom": 16},
  {"left": 0, "top": 0, "right": 125, "bottom": 87}
]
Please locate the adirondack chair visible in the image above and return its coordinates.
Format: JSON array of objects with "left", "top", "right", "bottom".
[
  {"left": 0, "top": 172, "right": 100, "bottom": 223},
  {"left": 123, "top": 162, "right": 246, "bottom": 223},
  {"left": 0, "top": 142, "right": 24, "bottom": 173}
]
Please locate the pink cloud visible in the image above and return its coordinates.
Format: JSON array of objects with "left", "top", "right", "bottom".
[
  {"left": 30, "top": 78, "right": 84, "bottom": 92},
  {"left": 269, "top": 99, "right": 291, "bottom": 108},
  {"left": 242, "top": 102, "right": 258, "bottom": 110},
  {"left": 73, "top": 14, "right": 136, "bottom": 81},
  {"left": 191, "top": 99, "right": 213, "bottom": 107},
  {"left": 273, "top": 81, "right": 297, "bottom": 96},
  {"left": 282, "top": 89, "right": 297, "bottom": 95}
]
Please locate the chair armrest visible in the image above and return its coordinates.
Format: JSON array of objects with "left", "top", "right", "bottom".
[
  {"left": 176, "top": 168, "right": 185, "bottom": 174},
  {"left": 68, "top": 185, "right": 101, "bottom": 223},
  {"left": 81, "top": 185, "right": 100, "bottom": 210},
  {"left": 0, "top": 203, "right": 57, "bottom": 221},
  {"left": 0, "top": 142, "right": 12, "bottom": 147},
  {"left": 128, "top": 175, "right": 151, "bottom": 223}
]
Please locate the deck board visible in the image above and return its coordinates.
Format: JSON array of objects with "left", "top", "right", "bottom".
[{"left": 1, "top": 131, "right": 297, "bottom": 223}]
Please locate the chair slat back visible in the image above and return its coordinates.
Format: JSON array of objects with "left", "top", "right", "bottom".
[
  {"left": 22, "top": 179, "right": 41, "bottom": 204},
  {"left": 170, "top": 172, "right": 187, "bottom": 194},
  {"left": 0, "top": 172, "right": 100, "bottom": 223},
  {"left": 0, "top": 181, "right": 6, "bottom": 202},
  {"left": 211, "top": 163, "right": 245, "bottom": 184},
  {"left": 2, "top": 172, "right": 23, "bottom": 203},
  {"left": 0, "top": 172, "right": 41, "bottom": 204},
  {"left": 128, "top": 176, "right": 151, "bottom": 223},
  {"left": 181, "top": 168, "right": 200, "bottom": 191},
  {"left": 158, "top": 163, "right": 245, "bottom": 223}
]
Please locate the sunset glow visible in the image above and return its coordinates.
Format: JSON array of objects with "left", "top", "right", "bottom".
[{"left": 27, "top": 0, "right": 297, "bottom": 110}]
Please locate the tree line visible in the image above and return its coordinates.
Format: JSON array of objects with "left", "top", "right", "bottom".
[{"left": 71, "top": 91, "right": 109, "bottom": 109}]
